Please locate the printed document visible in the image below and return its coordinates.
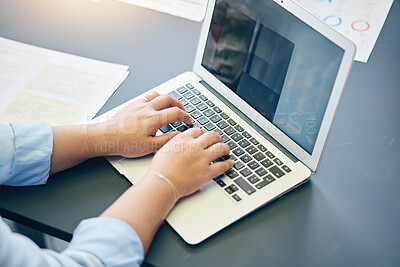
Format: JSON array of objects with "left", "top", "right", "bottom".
[
  {"left": 294, "top": 0, "right": 394, "bottom": 62},
  {"left": 0, "top": 37, "right": 129, "bottom": 126},
  {"left": 116, "top": 0, "right": 208, "bottom": 22}
]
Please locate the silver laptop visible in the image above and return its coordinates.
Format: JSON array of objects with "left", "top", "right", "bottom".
[{"left": 98, "top": 0, "right": 355, "bottom": 244}]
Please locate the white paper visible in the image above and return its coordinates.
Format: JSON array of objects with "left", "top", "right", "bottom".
[
  {"left": 294, "top": 0, "right": 394, "bottom": 62},
  {"left": 0, "top": 37, "right": 129, "bottom": 126},
  {"left": 117, "top": 0, "right": 208, "bottom": 22}
]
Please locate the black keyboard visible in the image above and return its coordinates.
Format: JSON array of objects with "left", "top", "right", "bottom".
[{"left": 160, "top": 83, "right": 292, "bottom": 203}]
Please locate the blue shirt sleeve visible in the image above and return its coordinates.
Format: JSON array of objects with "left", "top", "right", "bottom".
[
  {"left": 0, "top": 121, "right": 53, "bottom": 186},
  {"left": 0, "top": 216, "right": 144, "bottom": 267}
]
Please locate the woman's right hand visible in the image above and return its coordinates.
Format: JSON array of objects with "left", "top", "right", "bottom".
[{"left": 147, "top": 128, "right": 235, "bottom": 199}]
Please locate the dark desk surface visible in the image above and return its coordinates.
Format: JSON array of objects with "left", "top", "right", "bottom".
[{"left": 1, "top": 0, "right": 399, "bottom": 266}]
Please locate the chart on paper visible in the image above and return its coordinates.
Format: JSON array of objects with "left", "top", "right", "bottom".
[{"left": 294, "top": 0, "right": 394, "bottom": 62}]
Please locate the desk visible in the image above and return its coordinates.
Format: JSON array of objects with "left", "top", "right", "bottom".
[{"left": 1, "top": 0, "right": 399, "bottom": 266}]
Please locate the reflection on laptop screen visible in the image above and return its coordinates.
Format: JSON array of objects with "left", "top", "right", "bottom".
[{"left": 202, "top": 0, "right": 344, "bottom": 154}]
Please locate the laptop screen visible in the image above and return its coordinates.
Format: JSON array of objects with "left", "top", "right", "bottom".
[{"left": 201, "top": 0, "right": 344, "bottom": 154}]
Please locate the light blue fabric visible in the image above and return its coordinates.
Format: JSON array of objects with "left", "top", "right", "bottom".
[{"left": 0, "top": 122, "right": 144, "bottom": 266}]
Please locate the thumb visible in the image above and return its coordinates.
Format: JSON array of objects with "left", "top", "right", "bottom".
[{"left": 151, "top": 131, "right": 180, "bottom": 150}]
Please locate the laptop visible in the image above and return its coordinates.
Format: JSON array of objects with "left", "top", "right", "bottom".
[{"left": 96, "top": 0, "right": 355, "bottom": 244}]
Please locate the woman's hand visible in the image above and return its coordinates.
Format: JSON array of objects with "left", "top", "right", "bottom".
[
  {"left": 101, "top": 127, "right": 234, "bottom": 252},
  {"left": 100, "top": 92, "right": 193, "bottom": 158},
  {"left": 147, "top": 128, "right": 235, "bottom": 198}
]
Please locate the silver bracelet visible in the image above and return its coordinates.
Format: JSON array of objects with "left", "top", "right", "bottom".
[{"left": 153, "top": 171, "right": 179, "bottom": 202}]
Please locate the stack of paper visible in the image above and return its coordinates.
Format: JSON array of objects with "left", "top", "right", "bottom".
[{"left": 0, "top": 37, "right": 129, "bottom": 126}]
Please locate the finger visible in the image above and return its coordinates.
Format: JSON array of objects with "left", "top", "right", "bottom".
[
  {"left": 151, "top": 131, "right": 180, "bottom": 151},
  {"left": 138, "top": 91, "right": 160, "bottom": 103},
  {"left": 158, "top": 106, "right": 193, "bottom": 126},
  {"left": 206, "top": 142, "right": 230, "bottom": 161},
  {"left": 209, "top": 160, "right": 235, "bottom": 178},
  {"left": 195, "top": 131, "right": 222, "bottom": 149},
  {"left": 183, "top": 127, "right": 205, "bottom": 139},
  {"left": 151, "top": 94, "right": 186, "bottom": 112}
]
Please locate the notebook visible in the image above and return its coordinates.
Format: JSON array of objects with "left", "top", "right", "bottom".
[{"left": 96, "top": 0, "right": 355, "bottom": 244}]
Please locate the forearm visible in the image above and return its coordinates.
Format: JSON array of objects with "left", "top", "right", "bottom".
[
  {"left": 50, "top": 124, "right": 108, "bottom": 174},
  {"left": 100, "top": 172, "right": 176, "bottom": 253}
]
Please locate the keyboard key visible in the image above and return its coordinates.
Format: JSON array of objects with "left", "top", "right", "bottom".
[
  {"left": 227, "top": 141, "right": 237, "bottom": 150},
  {"left": 160, "top": 124, "right": 173, "bottom": 133},
  {"left": 282, "top": 165, "right": 292, "bottom": 173},
  {"left": 253, "top": 152, "right": 266, "bottom": 161},
  {"left": 168, "top": 91, "right": 181, "bottom": 100},
  {"left": 245, "top": 145, "right": 257, "bottom": 154},
  {"left": 220, "top": 112, "right": 229, "bottom": 120},
  {"left": 240, "top": 154, "right": 252, "bottom": 163},
  {"left": 261, "top": 159, "right": 273, "bottom": 168},
  {"left": 234, "top": 161, "right": 245, "bottom": 170},
  {"left": 230, "top": 154, "right": 237, "bottom": 161},
  {"left": 185, "top": 105, "right": 195, "bottom": 113},
  {"left": 206, "top": 100, "right": 215, "bottom": 107},
  {"left": 230, "top": 184, "right": 239, "bottom": 192},
  {"left": 247, "top": 175, "right": 260, "bottom": 184},
  {"left": 255, "top": 175, "right": 275, "bottom": 189},
  {"left": 213, "top": 128, "right": 223, "bottom": 136},
  {"left": 257, "top": 144, "right": 267, "bottom": 152},
  {"left": 238, "top": 139, "right": 250, "bottom": 148},
  {"left": 197, "top": 103, "right": 208, "bottom": 111},
  {"left": 234, "top": 177, "right": 256, "bottom": 195},
  {"left": 193, "top": 123, "right": 202, "bottom": 128},
  {"left": 216, "top": 179, "right": 226, "bottom": 187},
  {"left": 232, "top": 148, "right": 245, "bottom": 156},
  {"left": 255, "top": 167, "right": 267, "bottom": 177},
  {"left": 177, "top": 86, "right": 188, "bottom": 94},
  {"left": 248, "top": 161, "right": 260, "bottom": 170},
  {"left": 269, "top": 166, "right": 285, "bottom": 178},
  {"left": 180, "top": 98, "right": 189, "bottom": 106},
  {"left": 183, "top": 91, "right": 194, "bottom": 99},
  {"left": 250, "top": 137, "right": 259, "bottom": 145},
  {"left": 199, "top": 94, "right": 208, "bottom": 101},
  {"left": 273, "top": 158, "right": 283, "bottom": 166},
  {"left": 198, "top": 116, "right": 209, "bottom": 125},
  {"left": 240, "top": 168, "right": 252, "bottom": 177},
  {"left": 234, "top": 125, "right": 244, "bottom": 132},
  {"left": 224, "top": 126, "right": 236, "bottom": 135},
  {"left": 210, "top": 114, "right": 222, "bottom": 123},
  {"left": 186, "top": 83, "right": 194, "bottom": 89},
  {"left": 221, "top": 135, "right": 230, "bottom": 143},
  {"left": 192, "top": 88, "right": 201, "bottom": 95},
  {"left": 191, "top": 110, "right": 202, "bottom": 119},
  {"left": 213, "top": 106, "right": 222, "bottom": 113},
  {"left": 204, "top": 122, "right": 216, "bottom": 131},
  {"left": 177, "top": 125, "right": 189, "bottom": 132},
  {"left": 227, "top": 118, "right": 236, "bottom": 126},
  {"left": 213, "top": 174, "right": 224, "bottom": 181},
  {"left": 203, "top": 109, "right": 215, "bottom": 117},
  {"left": 266, "top": 151, "right": 275, "bottom": 159},
  {"left": 231, "top": 133, "right": 243, "bottom": 142},
  {"left": 225, "top": 187, "right": 234, "bottom": 194},
  {"left": 242, "top": 131, "right": 251, "bottom": 138},
  {"left": 226, "top": 169, "right": 239, "bottom": 179},
  {"left": 232, "top": 194, "right": 242, "bottom": 202},
  {"left": 190, "top": 97, "right": 201, "bottom": 105},
  {"left": 171, "top": 121, "right": 182, "bottom": 127},
  {"left": 217, "top": 121, "right": 229, "bottom": 129}
]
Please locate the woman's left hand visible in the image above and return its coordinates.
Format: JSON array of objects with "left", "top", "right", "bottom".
[{"left": 99, "top": 91, "right": 193, "bottom": 158}]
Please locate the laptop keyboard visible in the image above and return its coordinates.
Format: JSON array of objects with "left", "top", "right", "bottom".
[{"left": 160, "top": 83, "right": 292, "bottom": 203}]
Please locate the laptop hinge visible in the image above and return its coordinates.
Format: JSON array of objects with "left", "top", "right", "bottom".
[{"left": 199, "top": 79, "right": 300, "bottom": 164}]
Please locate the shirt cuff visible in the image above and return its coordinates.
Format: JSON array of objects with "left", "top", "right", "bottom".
[
  {"left": 64, "top": 217, "right": 144, "bottom": 267},
  {"left": 3, "top": 122, "right": 53, "bottom": 186}
]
